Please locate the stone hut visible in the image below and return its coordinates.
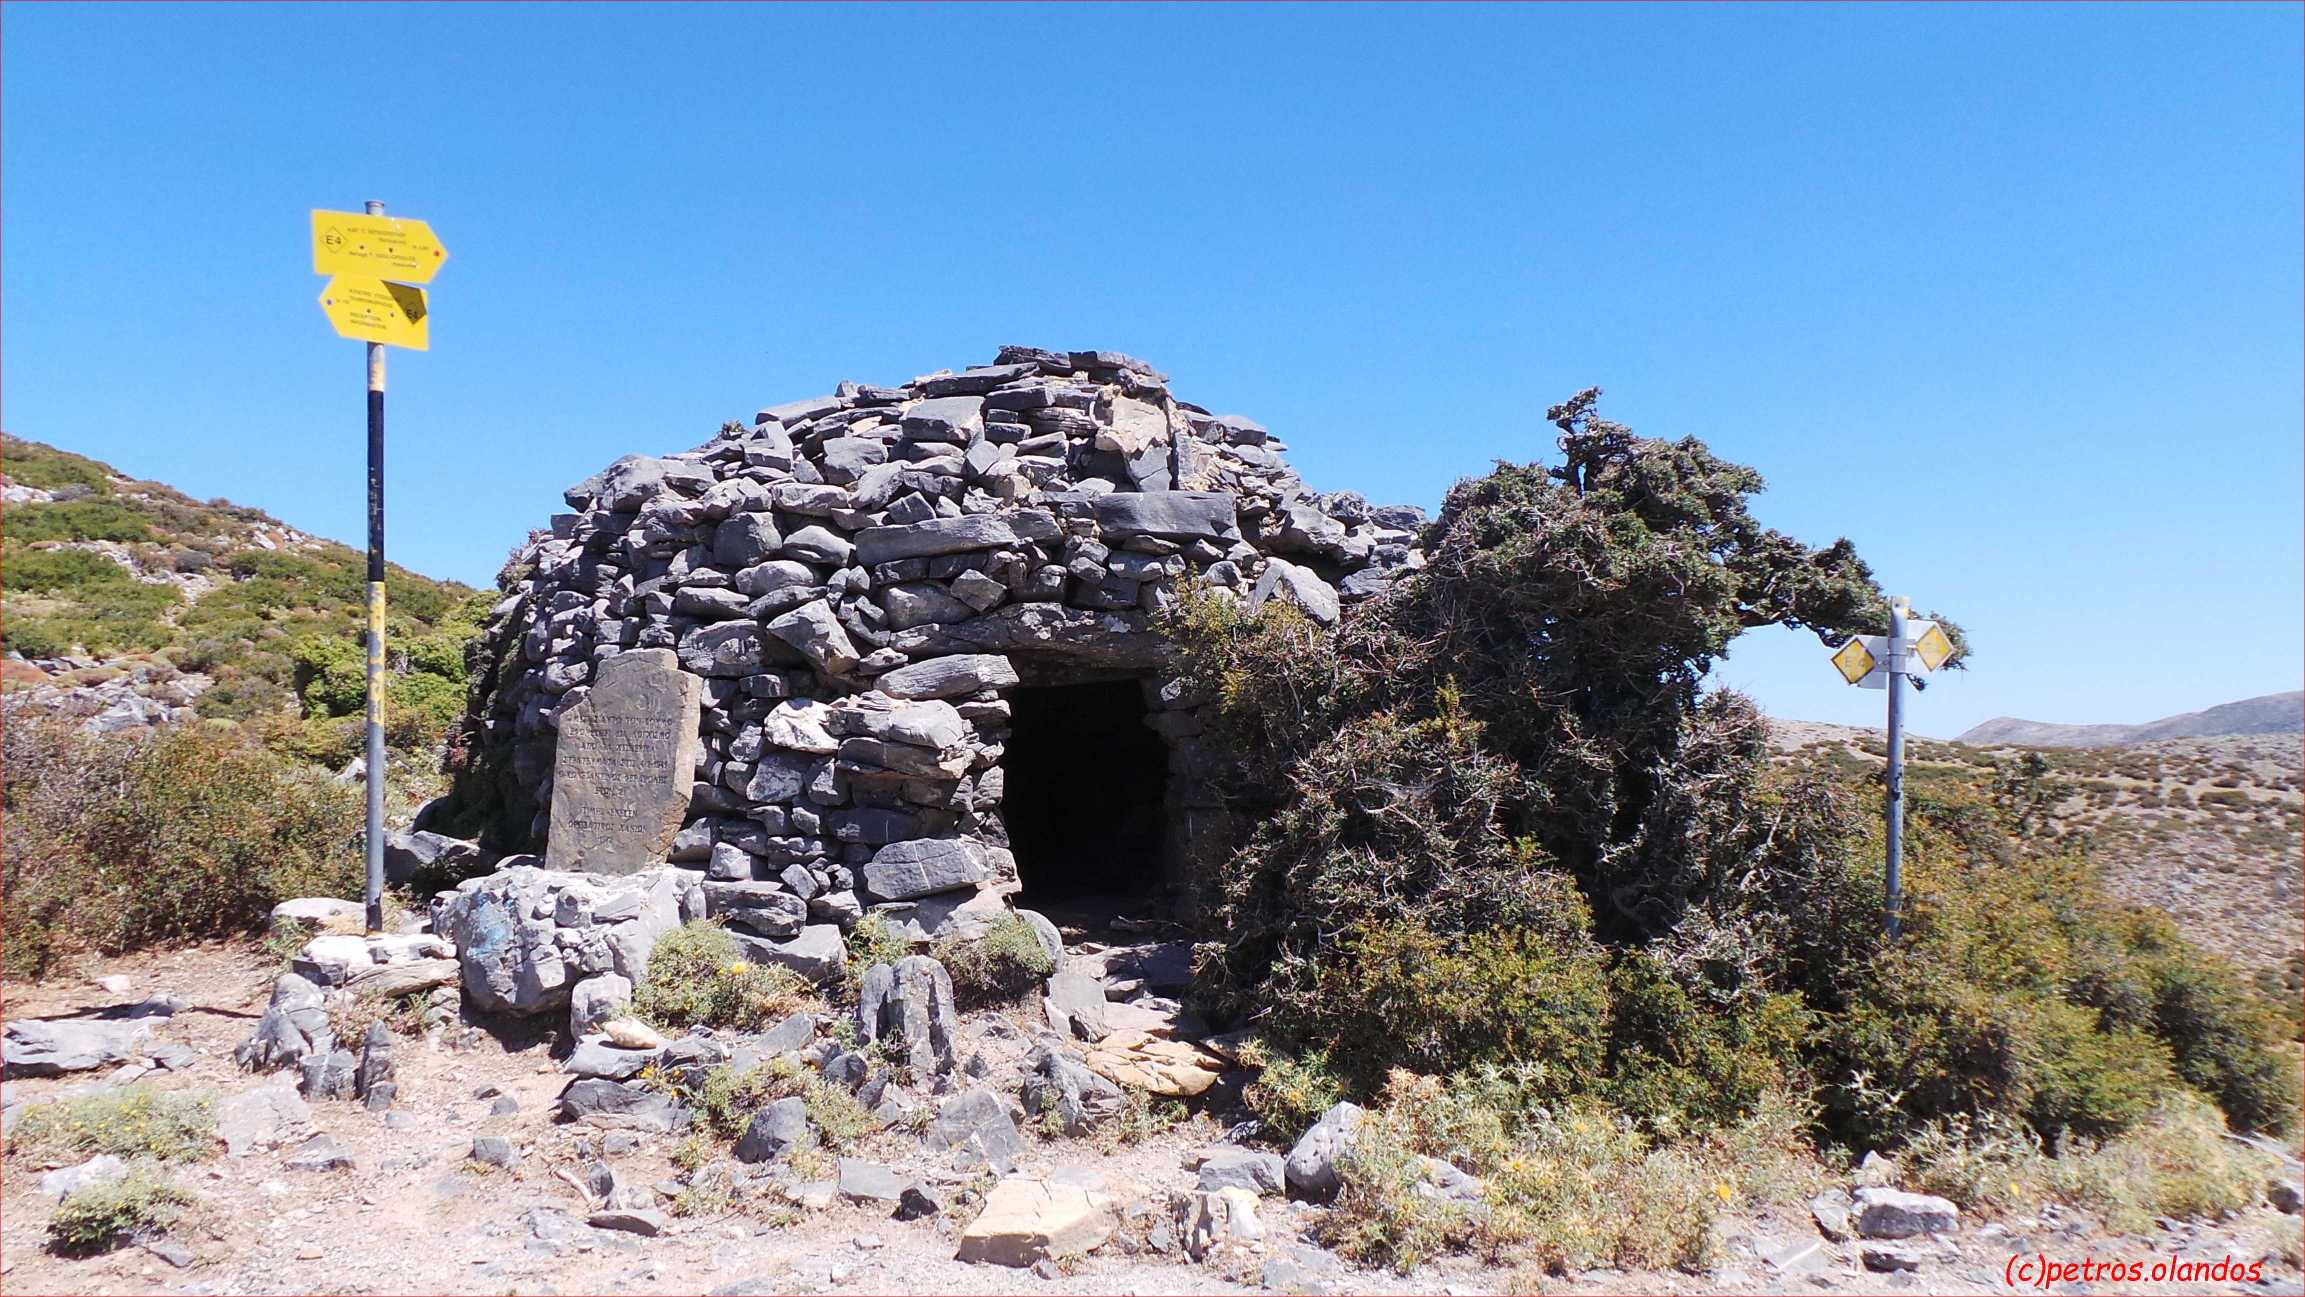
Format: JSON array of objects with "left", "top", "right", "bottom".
[{"left": 443, "top": 347, "right": 1427, "bottom": 952}]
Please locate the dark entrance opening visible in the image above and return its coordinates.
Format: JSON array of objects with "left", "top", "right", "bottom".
[{"left": 1002, "top": 679, "right": 1168, "bottom": 917}]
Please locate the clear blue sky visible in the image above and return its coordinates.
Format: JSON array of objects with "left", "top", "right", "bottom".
[{"left": 4, "top": 3, "right": 2298, "bottom": 736}]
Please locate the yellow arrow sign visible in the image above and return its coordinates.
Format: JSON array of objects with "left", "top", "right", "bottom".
[
  {"left": 311, "top": 210, "right": 449, "bottom": 283},
  {"left": 318, "top": 277, "right": 429, "bottom": 350},
  {"left": 1831, "top": 637, "right": 1877, "bottom": 686}
]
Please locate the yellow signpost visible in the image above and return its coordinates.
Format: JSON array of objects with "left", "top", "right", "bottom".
[
  {"left": 1825, "top": 598, "right": 1961, "bottom": 941},
  {"left": 310, "top": 210, "right": 449, "bottom": 283},
  {"left": 310, "top": 200, "right": 445, "bottom": 934},
  {"left": 317, "top": 276, "right": 430, "bottom": 350}
]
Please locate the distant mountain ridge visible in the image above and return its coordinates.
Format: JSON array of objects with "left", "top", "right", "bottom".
[{"left": 1956, "top": 691, "right": 2303, "bottom": 749}]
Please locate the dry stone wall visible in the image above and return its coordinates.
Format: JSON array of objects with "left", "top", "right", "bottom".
[{"left": 450, "top": 347, "right": 1426, "bottom": 940}]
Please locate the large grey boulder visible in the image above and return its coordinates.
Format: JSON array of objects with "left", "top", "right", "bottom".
[
  {"left": 927, "top": 1087, "right": 1024, "bottom": 1175},
  {"left": 1021, "top": 1043, "right": 1125, "bottom": 1135},
  {"left": 568, "top": 972, "right": 633, "bottom": 1036},
  {"left": 899, "top": 396, "right": 985, "bottom": 442},
  {"left": 234, "top": 972, "right": 333, "bottom": 1073},
  {"left": 703, "top": 883, "right": 809, "bottom": 938},
  {"left": 1248, "top": 558, "right": 1340, "bottom": 626},
  {"left": 1283, "top": 1101, "right": 1366, "bottom": 1201},
  {"left": 383, "top": 830, "right": 492, "bottom": 888},
  {"left": 853, "top": 956, "right": 958, "bottom": 1075},
  {"left": 565, "top": 1038, "right": 658, "bottom": 1081},
  {"left": 1199, "top": 1150, "right": 1288, "bottom": 1196},
  {"left": 217, "top": 1074, "right": 311, "bottom": 1155},
  {"left": 734, "top": 1096, "right": 815, "bottom": 1164},
  {"left": 713, "top": 514, "right": 783, "bottom": 568},
  {"left": 853, "top": 516, "right": 1021, "bottom": 565},
  {"left": 566, "top": 455, "right": 712, "bottom": 511},
  {"left": 766, "top": 601, "right": 860, "bottom": 674},
  {"left": 558, "top": 1078, "right": 687, "bottom": 1132},
  {"left": 432, "top": 867, "right": 695, "bottom": 1016},
  {"left": 1852, "top": 1186, "right": 1959, "bottom": 1239},
  {"left": 1042, "top": 970, "right": 1110, "bottom": 1043}
]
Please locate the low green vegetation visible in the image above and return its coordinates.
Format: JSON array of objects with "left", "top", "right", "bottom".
[
  {"left": 1317, "top": 1068, "right": 1729, "bottom": 1276},
  {"left": 6, "top": 1088, "right": 219, "bottom": 1164},
  {"left": 648, "top": 1053, "right": 873, "bottom": 1161},
  {"left": 47, "top": 1168, "right": 193, "bottom": 1256},
  {"left": 2, "top": 719, "right": 364, "bottom": 977},
  {"left": 842, "top": 912, "right": 911, "bottom": 987},
  {"left": 1901, "top": 1093, "right": 2281, "bottom": 1235},
  {"left": 632, "top": 922, "right": 816, "bottom": 1032},
  {"left": 934, "top": 911, "right": 1056, "bottom": 1006},
  {"left": 1, "top": 434, "right": 483, "bottom": 757}
]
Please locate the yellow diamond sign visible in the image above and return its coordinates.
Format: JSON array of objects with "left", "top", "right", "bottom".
[
  {"left": 1911, "top": 622, "right": 1954, "bottom": 673},
  {"left": 318, "top": 277, "right": 429, "bottom": 350},
  {"left": 1831, "top": 637, "right": 1877, "bottom": 686}
]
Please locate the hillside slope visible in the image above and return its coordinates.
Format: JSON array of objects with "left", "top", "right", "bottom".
[
  {"left": 1775, "top": 718, "right": 2304, "bottom": 993},
  {"left": 0, "top": 435, "right": 481, "bottom": 750},
  {"left": 1958, "top": 691, "right": 2303, "bottom": 748}
]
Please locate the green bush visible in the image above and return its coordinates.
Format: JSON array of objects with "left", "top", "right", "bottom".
[
  {"left": 1243, "top": 1045, "right": 1347, "bottom": 1144},
  {"left": 1601, "top": 953, "right": 1812, "bottom": 1135},
  {"left": 1318, "top": 1073, "right": 1719, "bottom": 1276},
  {"left": 1325, "top": 916, "right": 1610, "bottom": 1093},
  {"left": 933, "top": 911, "right": 1056, "bottom": 1007},
  {"left": 7, "top": 1088, "right": 218, "bottom": 1164},
  {"left": 2, "top": 500, "right": 153, "bottom": 543},
  {"left": 47, "top": 1168, "right": 192, "bottom": 1255},
  {"left": 1317, "top": 1120, "right": 1473, "bottom": 1274},
  {"left": 385, "top": 669, "right": 466, "bottom": 748},
  {"left": 1813, "top": 836, "right": 2291, "bottom": 1147},
  {"left": 632, "top": 922, "right": 815, "bottom": 1032},
  {"left": 291, "top": 634, "right": 367, "bottom": 717},
  {"left": 3, "top": 437, "right": 115, "bottom": 494},
  {"left": 1, "top": 720, "right": 363, "bottom": 977}
]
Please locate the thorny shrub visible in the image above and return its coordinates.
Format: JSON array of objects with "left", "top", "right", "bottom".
[
  {"left": 2, "top": 719, "right": 363, "bottom": 977},
  {"left": 632, "top": 922, "right": 815, "bottom": 1033}
]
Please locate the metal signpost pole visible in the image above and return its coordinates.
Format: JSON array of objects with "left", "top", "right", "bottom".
[
  {"left": 362, "top": 199, "right": 388, "bottom": 934},
  {"left": 311, "top": 200, "right": 442, "bottom": 931},
  {"left": 1882, "top": 595, "right": 1909, "bottom": 940}
]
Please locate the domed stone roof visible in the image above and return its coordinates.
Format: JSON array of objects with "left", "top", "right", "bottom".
[{"left": 448, "top": 347, "right": 1427, "bottom": 953}]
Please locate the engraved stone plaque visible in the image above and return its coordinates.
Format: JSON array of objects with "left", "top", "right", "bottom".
[{"left": 546, "top": 648, "right": 703, "bottom": 874}]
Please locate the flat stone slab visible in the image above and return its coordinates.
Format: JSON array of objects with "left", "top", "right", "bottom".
[
  {"left": 1092, "top": 491, "right": 1239, "bottom": 542},
  {"left": 3, "top": 1015, "right": 159, "bottom": 1077},
  {"left": 954, "top": 1176, "right": 1114, "bottom": 1267},
  {"left": 872, "top": 654, "right": 1020, "bottom": 701},
  {"left": 547, "top": 649, "right": 703, "bottom": 875},
  {"left": 853, "top": 515, "right": 1021, "bottom": 565}
]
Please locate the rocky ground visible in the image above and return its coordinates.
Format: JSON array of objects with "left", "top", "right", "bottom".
[{"left": 6, "top": 935, "right": 2303, "bottom": 1297}]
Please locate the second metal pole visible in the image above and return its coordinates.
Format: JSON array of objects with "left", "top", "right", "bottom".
[
  {"left": 1883, "top": 595, "right": 1909, "bottom": 939},
  {"left": 363, "top": 199, "right": 388, "bottom": 934}
]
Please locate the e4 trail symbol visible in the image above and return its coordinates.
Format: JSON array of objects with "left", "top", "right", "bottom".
[
  {"left": 318, "top": 277, "right": 429, "bottom": 350},
  {"left": 310, "top": 210, "right": 449, "bottom": 283},
  {"left": 1831, "top": 636, "right": 1880, "bottom": 686}
]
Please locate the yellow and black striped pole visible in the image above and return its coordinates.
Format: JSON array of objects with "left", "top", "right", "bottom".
[{"left": 362, "top": 198, "right": 388, "bottom": 933}]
